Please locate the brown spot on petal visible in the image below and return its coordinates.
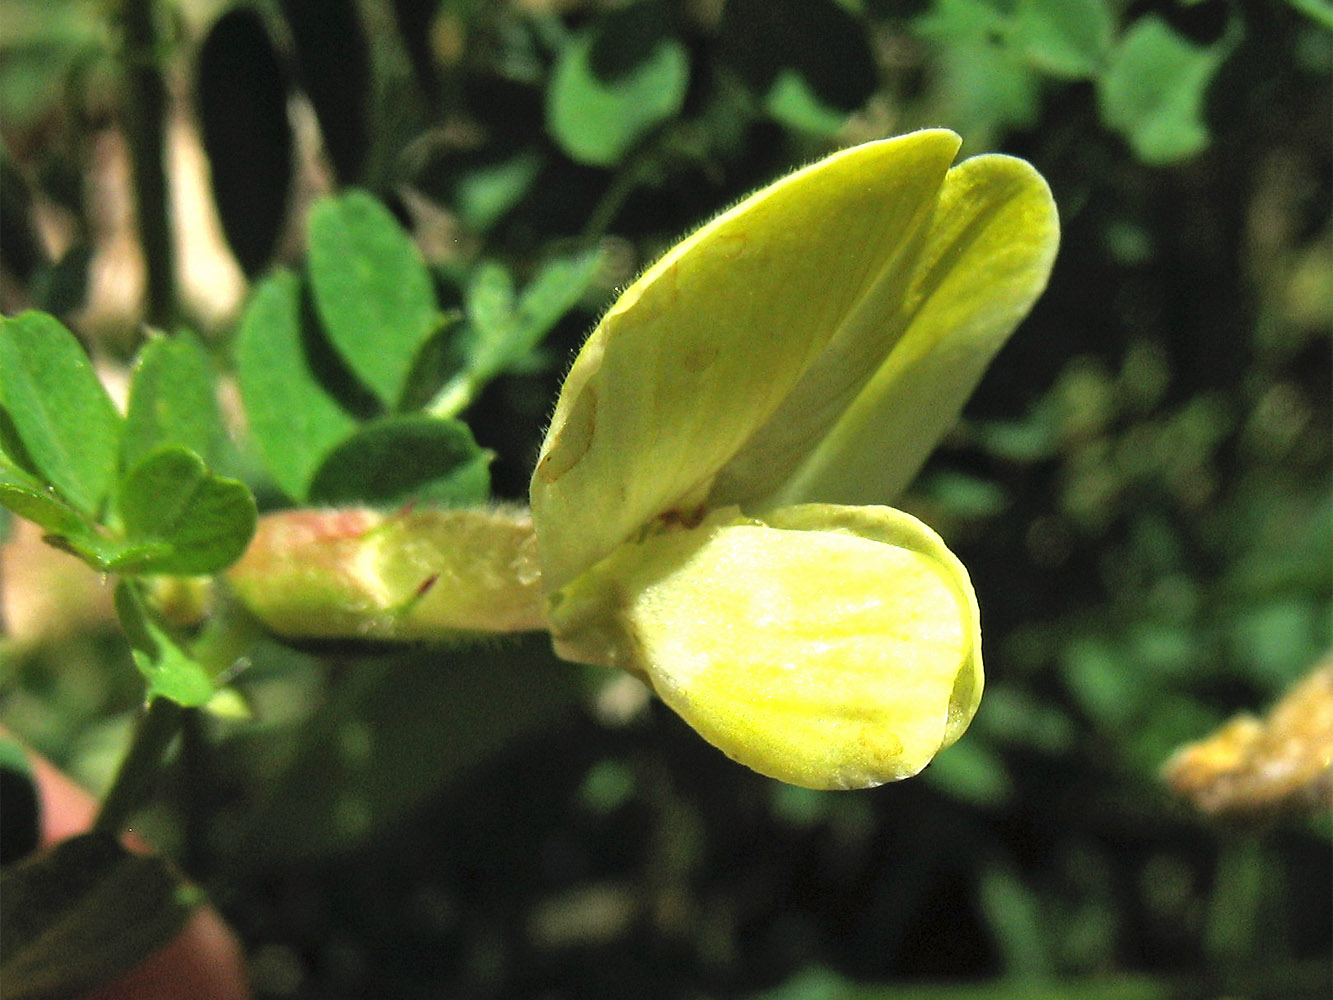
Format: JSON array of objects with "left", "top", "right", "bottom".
[
  {"left": 710, "top": 230, "right": 748, "bottom": 260},
  {"left": 537, "top": 383, "right": 597, "bottom": 484},
  {"left": 680, "top": 344, "right": 719, "bottom": 374},
  {"left": 656, "top": 506, "right": 707, "bottom": 530}
]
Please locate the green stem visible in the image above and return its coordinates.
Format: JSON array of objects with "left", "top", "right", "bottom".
[
  {"left": 93, "top": 696, "right": 183, "bottom": 836},
  {"left": 581, "top": 147, "right": 656, "bottom": 241},
  {"left": 422, "top": 373, "right": 475, "bottom": 421},
  {"left": 178, "top": 708, "right": 209, "bottom": 874},
  {"left": 189, "top": 585, "right": 264, "bottom": 681},
  {"left": 1286, "top": 0, "right": 1333, "bottom": 32},
  {"left": 116, "top": 0, "right": 175, "bottom": 327}
]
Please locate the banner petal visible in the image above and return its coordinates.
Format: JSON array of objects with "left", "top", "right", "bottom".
[{"left": 532, "top": 131, "right": 962, "bottom": 589}]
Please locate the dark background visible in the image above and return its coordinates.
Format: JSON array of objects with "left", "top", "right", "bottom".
[{"left": 1, "top": 1, "right": 1329, "bottom": 997}]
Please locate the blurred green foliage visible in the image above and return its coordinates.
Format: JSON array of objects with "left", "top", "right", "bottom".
[{"left": 0, "top": 0, "right": 1329, "bottom": 997}]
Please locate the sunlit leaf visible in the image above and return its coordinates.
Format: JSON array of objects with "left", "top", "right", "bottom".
[
  {"left": 466, "top": 250, "right": 599, "bottom": 382},
  {"left": 0, "top": 460, "right": 88, "bottom": 538},
  {"left": 0, "top": 459, "right": 168, "bottom": 571},
  {"left": 123, "top": 332, "right": 226, "bottom": 473},
  {"left": 234, "top": 270, "right": 359, "bottom": 501},
  {"left": 914, "top": 0, "right": 1043, "bottom": 139},
  {"left": 307, "top": 415, "right": 491, "bottom": 507},
  {"left": 433, "top": 249, "right": 600, "bottom": 416},
  {"left": 115, "top": 581, "right": 216, "bottom": 706},
  {"left": 764, "top": 70, "right": 848, "bottom": 136},
  {"left": 1013, "top": 0, "right": 1115, "bottom": 78},
  {"left": 0, "top": 311, "right": 121, "bottom": 517},
  {"left": 546, "top": 12, "right": 689, "bottom": 167},
  {"left": 307, "top": 189, "right": 440, "bottom": 406},
  {"left": 1098, "top": 15, "right": 1230, "bottom": 165},
  {"left": 454, "top": 152, "right": 543, "bottom": 233},
  {"left": 118, "top": 446, "right": 256, "bottom": 576}
]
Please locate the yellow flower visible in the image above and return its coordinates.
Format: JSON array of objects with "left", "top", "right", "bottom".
[{"left": 531, "top": 129, "right": 1058, "bottom": 789}]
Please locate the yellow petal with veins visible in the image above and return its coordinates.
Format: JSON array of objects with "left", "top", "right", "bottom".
[
  {"left": 758, "top": 152, "right": 1060, "bottom": 507},
  {"left": 547, "top": 503, "right": 981, "bottom": 789}
]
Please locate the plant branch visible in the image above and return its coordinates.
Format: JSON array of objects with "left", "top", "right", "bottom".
[
  {"left": 94, "top": 696, "right": 183, "bottom": 836},
  {"left": 116, "top": 0, "right": 175, "bottom": 327}
]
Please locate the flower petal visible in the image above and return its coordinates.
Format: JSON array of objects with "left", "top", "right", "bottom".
[
  {"left": 531, "top": 131, "right": 963, "bottom": 590},
  {"left": 765, "top": 152, "right": 1060, "bottom": 507},
  {"left": 547, "top": 503, "right": 982, "bottom": 789}
]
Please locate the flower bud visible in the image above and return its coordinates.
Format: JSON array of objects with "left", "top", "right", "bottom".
[{"left": 227, "top": 506, "right": 545, "bottom": 641}]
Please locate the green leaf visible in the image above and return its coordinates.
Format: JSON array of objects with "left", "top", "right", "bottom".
[
  {"left": 0, "top": 311, "right": 121, "bottom": 517},
  {"left": 0, "top": 460, "right": 171, "bottom": 570},
  {"left": 923, "top": 735, "right": 1013, "bottom": 807},
  {"left": 118, "top": 446, "right": 256, "bottom": 575},
  {"left": 307, "top": 415, "right": 491, "bottom": 507},
  {"left": 1062, "top": 636, "right": 1143, "bottom": 729},
  {"left": 307, "top": 189, "right": 440, "bottom": 406},
  {"left": 764, "top": 70, "right": 848, "bottom": 136},
  {"left": 920, "top": 470, "right": 1010, "bottom": 520},
  {"left": 0, "top": 459, "right": 88, "bottom": 537},
  {"left": 0, "top": 2, "right": 105, "bottom": 130},
  {"left": 1286, "top": 0, "right": 1333, "bottom": 31},
  {"left": 66, "top": 537, "right": 175, "bottom": 574},
  {"left": 0, "top": 832, "right": 198, "bottom": 1000},
  {"left": 914, "top": 0, "right": 1043, "bottom": 139},
  {"left": 433, "top": 250, "right": 599, "bottom": 415},
  {"left": 123, "top": 332, "right": 226, "bottom": 472},
  {"left": 464, "top": 260, "right": 518, "bottom": 362},
  {"left": 977, "top": 862, "right": 1053, "bottom": 977},
  {"left": 114, "top": 581, "right": 216, "bottom": 705},
  {"left": 914, "top": 0, "right": 1009, "bottom": 49},
  {"left": 744, "top": 966, "right": 1312, "bottom": 1000},
  {"left": 1013, "top": 0, "right": 1114, "bottom": 78},
  {"left": 234, "top": 270, "right": 359, "bottom": 501},
  {"left": 719, "top": 0, "right": 878, "bottom": 126},
  {"left": 454, "top": 152, "right": 543, "bottom": 233},
  {"left": 1098, "top": 15, "right": 1229, "bottom": 165},
  {"left": 546, "top": 14, "right": 689, "bottom": 167},
  {"left": 475, "top": 250, "right": 598, "bottom": 378},
  {"left": 393, "top": 310, "right": 467, "bottom": 413}
]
